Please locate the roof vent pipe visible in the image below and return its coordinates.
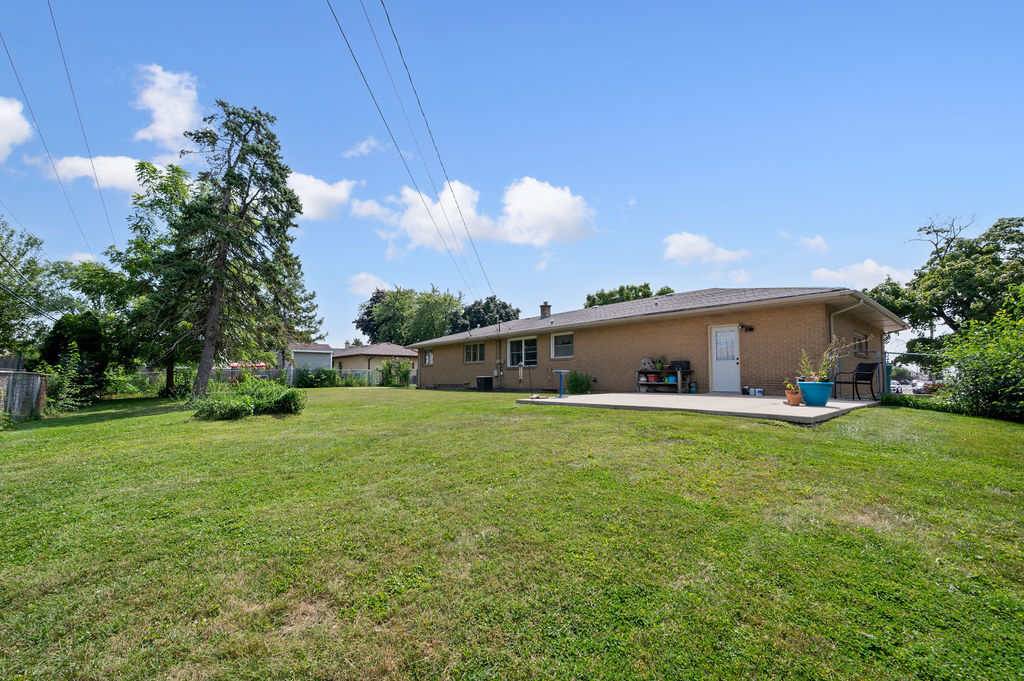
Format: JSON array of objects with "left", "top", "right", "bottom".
[{"left": 540, "top": 301, "right": 551, "bottom": 319}]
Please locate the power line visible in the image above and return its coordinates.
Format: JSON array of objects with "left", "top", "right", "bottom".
[
  {"left": 356, "top": 0, "right": 477, "bottom": 294},
  {"left": 0, "top": 29, "right": 94, "bottom": 258},
  {"left": 324, "top": 0, "right": 475, "bottom": 298},
  {"left": 0, "top": 279, "right": 57, "bottom": 323},
  {"left": 47, "top": 0, "right": 117, "bottom": 248},
  {"left": 0, "top": 246, "right": 39, "bottom": 290},
  {"left": 377, "top": 0, "right": 496, "bottom": 299}
]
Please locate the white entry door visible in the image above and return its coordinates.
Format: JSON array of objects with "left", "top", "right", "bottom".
[{"left": 710, "top": 325, "right": 741, "bottom": 392}]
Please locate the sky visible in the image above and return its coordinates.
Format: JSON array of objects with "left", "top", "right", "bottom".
[{"left": 2, "top": 1, "right": 1022, "bottom": 347}]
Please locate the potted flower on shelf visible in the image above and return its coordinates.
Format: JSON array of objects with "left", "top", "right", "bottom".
[
  {"left": 796, "top": 337, "right": 857, "bottom": 407},
  {"left": 784, "top": 379, "right": 803, "bottom": 406}
]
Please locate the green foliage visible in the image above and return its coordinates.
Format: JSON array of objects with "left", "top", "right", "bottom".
[
  {"left": 880, "top": 392, "right": 964, "bottom": 415},
  {"left": 353, "top": 288, "right": 389, "bottom": 343},
  {"left": 451, "top": 296, "right": 521, "bottom": 332},
  {"left": 0, "top": 217, "right": 64, "bottom": 354},
  {"left": 37, "top": 312, "right": 112, "bottom": 399},
  {"left": 193, "top": 374, "right": 305, "bottom": 420},
  {"left": 0, "top": 410, "right": 13, "bottom": 431},
  {"left": 103, "top": 368, "right": 156, "bottom": 396},
  {"left": 566, "top": 370, "right": 592, "bottom": 394},
  {"left": 178, "top": 100, "right": 320, "bottom": 398},
  {"left": 866, "top": 216, "right": 1024, "bottom": 346},
  {"left": 408, "top": 286, "right": 463, "bottom": 343},
  {"left": 889, "top": 365, "right": 912, "bottom": 382},
  {"left": 379, "top": 359, "right": 413, "bottom": 387},
  {"left": 294, "top": 367, "right": 341, "bottom": 388},
  {"left": 798, "top": 337, "right": 861, "bottom": 382},
  {"left": 584, "top": 283, "right": 674, "bottom": 308},
  {"left": 339, "top": 373, "right": 368, "bottom": 387},
  {"left": 159, "top": 368, "right": 196, "bottom": 399},
  {"left": 35, "top": 342, "right": 86, "bottom": 413},
  {"left": 941, "top": 285, "right": 1024, "bottom": 422}
]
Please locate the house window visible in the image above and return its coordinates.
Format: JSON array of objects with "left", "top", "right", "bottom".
[
  {"left": 465, "top": 343, "right": 485, "bottom": 363},
  {"left": 551, "top": 332, "right": 574, "bottom": 359},
  {"left": 423, "top": 349, "right": 433, "bottom": 366},
  {"left": 508, "top": 337, "right": 537, "bottom": 366},
  {"left": 853, "top": 334, "right": 868, "bottom": 357}
]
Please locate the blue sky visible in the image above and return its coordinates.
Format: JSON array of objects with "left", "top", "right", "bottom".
[{"left": 2, "top": 1, "right": 1022, "bottom": 345}]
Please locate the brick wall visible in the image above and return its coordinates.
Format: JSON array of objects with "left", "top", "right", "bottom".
[
  {"left": 831, "top": 309, "right": 885, "bottom": 396},
  {"left": 418, "top": 303, "right": 836, "bottom": 395}
]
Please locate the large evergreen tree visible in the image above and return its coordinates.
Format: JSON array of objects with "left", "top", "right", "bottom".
[{"left": 178, "top": 100, "right": 318, "bottom": 397}]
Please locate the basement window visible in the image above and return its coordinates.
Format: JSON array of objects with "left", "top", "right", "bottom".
[
  {"left": 465, "top": 343, "right": 485, "bottom": 363},
  {"left": 551, "top": 332, "right": 574, "bottom": 359},
  {"left": 508, "top": 337, "right": 537, "bottom": 367}
]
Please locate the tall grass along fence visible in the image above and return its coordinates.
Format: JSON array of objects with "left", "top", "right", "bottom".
[
  {"left": 105, "top": 366, "right": 416, "bottom": 397},
  {"left": 0, "top": 370, "right": 47, "bottom": 422}
]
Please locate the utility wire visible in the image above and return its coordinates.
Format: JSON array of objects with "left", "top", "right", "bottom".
[
  {"left": 0, "top": 246, "right": 39, "bottom": 290},
  {"left": 378, "top": 0, "right": 496, "bottom": 299},
  {"left": 357, "top": 0, "right": 477, "bottom": 294},
  {"left": 0, "top": 29, "right": 94, "bottom": 258},
  {"left": 0, "top": 279, "right": 57, "bottom": 323},
  {"left": 324, "top": 0, "right": 475, "bottom": 298},
  {"left": 47, "top": 0, "right": 116, "bottom": 248}
]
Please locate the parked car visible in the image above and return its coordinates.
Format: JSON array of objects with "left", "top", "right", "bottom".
[
  {"left": 890, "top": 380, "right": 900, "bottom": 393},
  {"left": 912, "top": 380, "right": 926, "bottom": 394}
]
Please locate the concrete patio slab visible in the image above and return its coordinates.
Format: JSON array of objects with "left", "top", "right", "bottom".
[{"left": 514, "top": 392, "right": 878, "bottom": 424}]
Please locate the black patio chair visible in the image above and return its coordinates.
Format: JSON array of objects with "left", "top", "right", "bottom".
[{"left": 833, "top": 362, "right": 879, "bottom": 400}]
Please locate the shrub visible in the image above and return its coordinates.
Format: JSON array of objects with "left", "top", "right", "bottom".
[
  {"left": 35, "top": 342, "right": 86, "bottom": 413},
  {"left": 192, "top": 375, "right": 306, "bottom": 420},
  {"left": 379, "top": 359, "right": 413, "bottom": 387},
  {"left": 103, "top": 368, "right": 155, "bottom": 396},
  {"left": 567, "top": 370, "right": 592, "bottom": 394},
  {"left": 295, "top": 367, "right": 341, "bottom": 388},
  {"left": 159, "top": 368, "right": 196, "bottom": 399},
  {"left": 880, "top": 393, "right": 965, "bottom": 416},
  {"left": 942, "top": 285, "right": 1024, "bottom": 422},
  {"left": 340, "top": 373, "right": 368, "bottom": 387}
]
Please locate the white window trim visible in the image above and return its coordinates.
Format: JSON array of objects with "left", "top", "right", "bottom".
[
  {"left": 423, "top": 349, "right": 434, "bottom": 366},
  {"left": 507, "top": 336, "right": 538, "bottom": 367},
  {"left": 550, "top": 331, "right": 574, "bottom": 359}
]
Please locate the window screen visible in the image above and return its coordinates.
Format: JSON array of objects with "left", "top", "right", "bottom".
[
  {"left": 509, "top": 338, "right": 537, "bottom": 366},
  {"left": 552, "top": 333, "right": 574, "bottom": 358}
]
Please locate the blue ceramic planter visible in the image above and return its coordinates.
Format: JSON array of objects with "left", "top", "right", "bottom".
[{"left": 798, "top": 381, "right": 833, "bottom": 407}]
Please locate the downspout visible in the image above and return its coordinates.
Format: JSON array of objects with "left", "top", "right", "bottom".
[{"left": 828, "top": 296, "right": 868, "bottom": 395}]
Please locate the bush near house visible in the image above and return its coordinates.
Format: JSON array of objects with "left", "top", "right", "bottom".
[
  {"left": 567, "top": 370, "right": 592, "bottom": 394},
  {"left": 193, "top": 373, "right": 305, "bottom": 419}
]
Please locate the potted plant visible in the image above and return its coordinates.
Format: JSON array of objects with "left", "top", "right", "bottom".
[
  {"left": 653, "top": 356, "right": 666, "bottom": 371},
  {"left": 796, "top": 337, "right": 857, "bottom": 407},
  {"left": 784, "top": 379, "right": 803, "bottom": 406}
]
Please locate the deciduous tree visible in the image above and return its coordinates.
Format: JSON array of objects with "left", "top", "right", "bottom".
[{"left": 584, "top": 283, "right": 674, "bottom": 308}]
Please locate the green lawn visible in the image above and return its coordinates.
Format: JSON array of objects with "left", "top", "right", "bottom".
[{"left": 1, "top": 390, "right": 1022, "bottom": 680}]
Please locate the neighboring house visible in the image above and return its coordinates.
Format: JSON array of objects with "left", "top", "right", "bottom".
[
  {"left": 281, "top": 342, "right": 334, "bottom": 371},
  {"left": 410, "top": 287, "right": 907, "bottom": 395},
  {"left": 332, "top": 342, "right": 418, "bottom": 372}
]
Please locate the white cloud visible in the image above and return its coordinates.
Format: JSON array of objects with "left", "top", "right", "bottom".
[
  {"left": 662, "top": 231, "right": 750, "bottom": 264},
  {"left": 351, "top": 198, "right": 396, "bottom": 221},
  {"left": 627, "top": 198, "right": 637, "bottom": 207},
  {"left": 535, "top": 252, "right": 552, "bottom": 272},
  {"left": 0, "top": 97, "right": 32, "bottom": 162},
  {"left": 289, "top": 172, "right": 356, "bottom": 220},
  {"left": 729, "top": 269, "right": 750, "bottom": 284},
  {"left": 493, "top": 177, "right": 594, "bottom": 246},
  {"left": 69, "top": 252, "right": 95, "bottom": 264},
  {"left": 366, "top": 177, "right": 593, "bottom": 253},
  {"left": 52, "top": 155, "right": 143, "bottom": 192},
  {"left": 777, "top": 229, "right": 792, "bottom": 240},
  {"left": 133, "top": 64, "right": 201, "bottom": 154},
  {"left": 799, "top": 234, "right": 829, "bottom": 253},
  {"left": 811, "top": 258, "right": 912, "bottom": 289},
  {"left": 342, "top": 136, "right": 385, "bottom": 158},
  {"left": 348, "top": 271, "right": 390, "bottom": 296}
]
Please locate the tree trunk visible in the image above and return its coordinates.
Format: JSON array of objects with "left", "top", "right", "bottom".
[
  {"left": 165, "top": 351, "right": 175, "bottom": 395},
  {"left": 192, "top": 241, "right": 230, "bottom": 398}
]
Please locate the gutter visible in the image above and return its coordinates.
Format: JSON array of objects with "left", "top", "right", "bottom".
[{"left": 828, "top": 298, "right": 864, "bottom": 340}]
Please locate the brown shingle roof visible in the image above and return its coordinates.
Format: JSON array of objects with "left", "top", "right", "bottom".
[
  {"left": 288, "top": 342, "right": 333, "bottom": 352},
  {"left": 332, "top": 342, "right": 417, "bottom": 359},
  {"left": 410, "top": 286, "right": 905, "bottom": 348}
]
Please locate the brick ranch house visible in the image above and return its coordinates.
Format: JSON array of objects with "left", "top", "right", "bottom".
[{"left": 411, "top": 287, "right": 908, "bottom": 395}]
